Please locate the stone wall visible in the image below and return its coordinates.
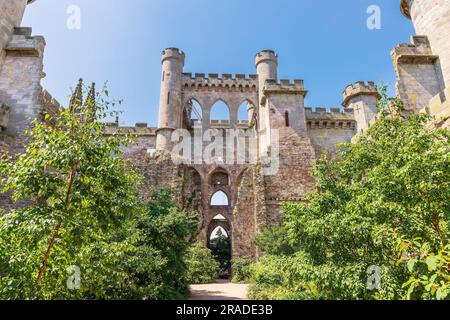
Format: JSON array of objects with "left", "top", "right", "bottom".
[{"left": 0, "top": 27, "right": 45, "bottom": 136}]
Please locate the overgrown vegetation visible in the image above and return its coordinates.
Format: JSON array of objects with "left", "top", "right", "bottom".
[
  {"left": 0, "top": 81, "right": 215, "bottom": 300},
  {"left": 209, "top": 229, "right": 232, "bottom": 274},
  {"left": 231, "top": 257, "right": 252, "bottom": 284},
  {"left": 248, "top": 87, "right": 450, "bottom": 300},
  {"left": 185, "top": 242, "right": 219, "bottom": 284}
]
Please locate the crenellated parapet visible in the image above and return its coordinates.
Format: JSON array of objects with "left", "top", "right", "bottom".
[
  {"left": 161, "top": 47, "right": 185, "bottom": 65},
  {"left": 342, "top": 81, "right": 380, "bottom": 133},
  {"left": 261, "top": 79, "right": 307, "bottom": 105},
  {"left": 41, "top": 90, "right": 61, "bottom": 122},
  {"left": 391, "top": 36, "right": 438, "bottom": 65},
  {"left": 182, "top": 73, "right": 258, "bottom": 91},
  {"left": 104, "top": 122, "right": 157, "bottom": 136},
  {"left": 305, "top": 107, "right": 356, "bottom": 129},
  {"left": 391, "top": 35, "right": 444, "bottom": 113},
  {"left": 342, "top": 81, "right": 380, "bottom": 107}
]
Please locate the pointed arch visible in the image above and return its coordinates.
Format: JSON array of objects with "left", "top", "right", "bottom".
[
  {"left": 210, "top": 99, "right": 230, "bottom": 123},
  {"left": 183, "top": 98, "right": 203, "bottom": 129},
  {"left": 210, "top": 226, "right": 229, "bottom": 240}
]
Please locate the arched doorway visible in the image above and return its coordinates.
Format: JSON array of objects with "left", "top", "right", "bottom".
[{"left": 207, "top": 215, "right": 232, "bottom": 276}]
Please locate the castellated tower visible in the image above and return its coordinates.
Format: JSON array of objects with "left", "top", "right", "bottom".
[
  {"left": 255, "top": 50, "right": 278, "bottom": 153},
  {"left": 156, "top": 48, "right": 185, "bottom": 151},
  {"left": 401, "top": 0, "right": 450, "bottom": 89},
  {"left": 342, "top": 81, "right": 380, "bottom": 133}
]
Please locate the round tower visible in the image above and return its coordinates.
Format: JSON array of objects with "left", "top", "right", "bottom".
[
  {"left": 156, "top": 48, "right": 185, "bottom": 152},
  {"left": 0, "top": 0, "right": 35, "bottom": 53},
  {"left": 255, "top": 50, "right": 278, "bottom": 97},
  {"left": 401, "top": 0, "right": 450, "bottom": 89}
]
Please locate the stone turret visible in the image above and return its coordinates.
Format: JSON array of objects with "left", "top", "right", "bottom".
[
  {"left": 343, "top": 81, "right": 380, "bottom": 133},
  {"left": 401, "top": 0, "right": 450, "bottom": 89},
  {"left": 255, "top": 50, "right": 278, "bottom": 153},
  {"left": 156, "top": 48, "right": 185, "bottom": 151},
  {"left": 255, "top": 50, "right": 278, "bottom": 98}
]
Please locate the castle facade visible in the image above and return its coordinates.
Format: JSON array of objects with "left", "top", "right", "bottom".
[{"left": 0, "top": 0, "right": 449, "bottom": 259}]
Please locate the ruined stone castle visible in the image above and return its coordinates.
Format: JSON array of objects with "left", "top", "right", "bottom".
[{"left": 1, "top": 0, "right": 449, "bottom": 259}]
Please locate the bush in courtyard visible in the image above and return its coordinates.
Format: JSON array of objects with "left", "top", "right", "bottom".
[
  {"left": 185, "top": 242, "right": 219, "bottom": 285},
  {"left": 248, "top": 87, "right": 450, "bottom": 300},
  {"left": 231, "top": 257, "right": 252, "bottom": 283}
]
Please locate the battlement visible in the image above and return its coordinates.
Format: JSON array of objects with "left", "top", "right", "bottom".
[
  {"left": 342, "top": 81, "right": 380, "bottom": 107},
  {"left": 41, "top": 90, "right": 61, "bottom": 120},
  {"left": 104, "top": 122, "right": 157, "bottom": 136},
  {"left": 305, "top": 107, "right": 355, "bottom": 129},
  {"left": 391, "top": 36, "right": 438, "bottom": 64},
  {"left": 161, "top": 47, "right": 185, "bottom": 65},
  {"left": 263, "top": 79, "right": 307, "bottom": 96},
  {"left": 182, "top": 73, "right": 258, "bottom": 90},
  {"left": 255, "top": 50, "right": 278, "bottom": 67}
]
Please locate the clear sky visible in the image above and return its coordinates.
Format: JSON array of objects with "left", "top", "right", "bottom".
[{"left": 23, "top": 0, "right": 415, "bottom": 126}]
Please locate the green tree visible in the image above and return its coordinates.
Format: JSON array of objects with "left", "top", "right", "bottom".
[
  {"left": 0, "top": 80, "right": 142, "bottom": 299},
  {"left": 185, "top": 242, "right": 219, "bottom": 285},
  {"left": 209, "top": 229, "right": 232, "bottom": 273},
  {"left": 132, "top": 190, "right": 198, "bottom": 299},
  {"left": 249, "top": 87, "right": 450, "bottom": 300}
]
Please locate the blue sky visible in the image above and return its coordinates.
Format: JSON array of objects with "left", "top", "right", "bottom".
[{"left": 23, "top": 0, "right": 414, "bottom": 126}]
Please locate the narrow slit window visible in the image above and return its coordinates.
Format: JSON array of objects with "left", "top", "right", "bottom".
[
  {"left": 162, "top": 71, "right": 165, "bottom": 82},
  {"left": 167, "top": 92, "right": 170, "bottom": 104},
  {"left": 285, "top": 111, "right": 290, "bottom": 127}
]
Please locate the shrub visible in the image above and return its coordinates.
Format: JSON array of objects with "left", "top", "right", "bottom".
[
  {"left": 248, "top": 87, "right": 450, "bottom": 300},
  {"left": 231, "top": 257, "right": 252, "bottom": 283},
  {"left": 185, "top": 242, "right": 219, "bottom": 285}
]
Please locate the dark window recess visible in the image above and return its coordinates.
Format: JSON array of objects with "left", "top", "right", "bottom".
[
  {"left": 167, "top": 92, "right": 170, "bottom": 104},
  {"left": 285, "top": 111, "right": 290, "bottom": 127},
  {"left": 162, "top": 71, "right": 165, "bottom": 81}
]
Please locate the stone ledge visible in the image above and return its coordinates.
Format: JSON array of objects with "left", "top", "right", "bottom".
[
  {"left": 5, "top": 34, "right": 45, "bottom": 57},
  {"left": 391, "top": 36, "right": 438, "bottom": 65}
]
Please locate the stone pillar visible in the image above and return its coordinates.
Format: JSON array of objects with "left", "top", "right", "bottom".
[
  {"left": 156, "top": 48, "right": 185, "bottom": 152},
  {"left": 401, "top": 0, "right": 450, "bottom": 89}
]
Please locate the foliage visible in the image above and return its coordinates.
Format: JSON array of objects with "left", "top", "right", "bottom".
[
  {"left": 231, "top": 257, "right": 252, "bottom": 284},
  {"left": 133, "top": 190, "right": 198, "bottom": 299},
  {"left": 185, "top": 242, "right": 219, "bottom": 285},
  {"left": 248, "top": 87, "right": 450, "bottom": 300},
  {"left": 378, "top": 228, "right": 450, "bottom": 300},
  {"left": 0, "top": 82, "right": 199, "bottom": 300},
  {"left": 209, "top": 229, "right": 232, "bottom": 273},
  {"left": 255, "top": 225, "right": 297, "bottom": 256}
]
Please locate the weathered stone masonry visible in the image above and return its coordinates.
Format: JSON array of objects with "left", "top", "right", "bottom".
[{"left": 1, "top": 0, "right": 449, "bottom": 261}]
